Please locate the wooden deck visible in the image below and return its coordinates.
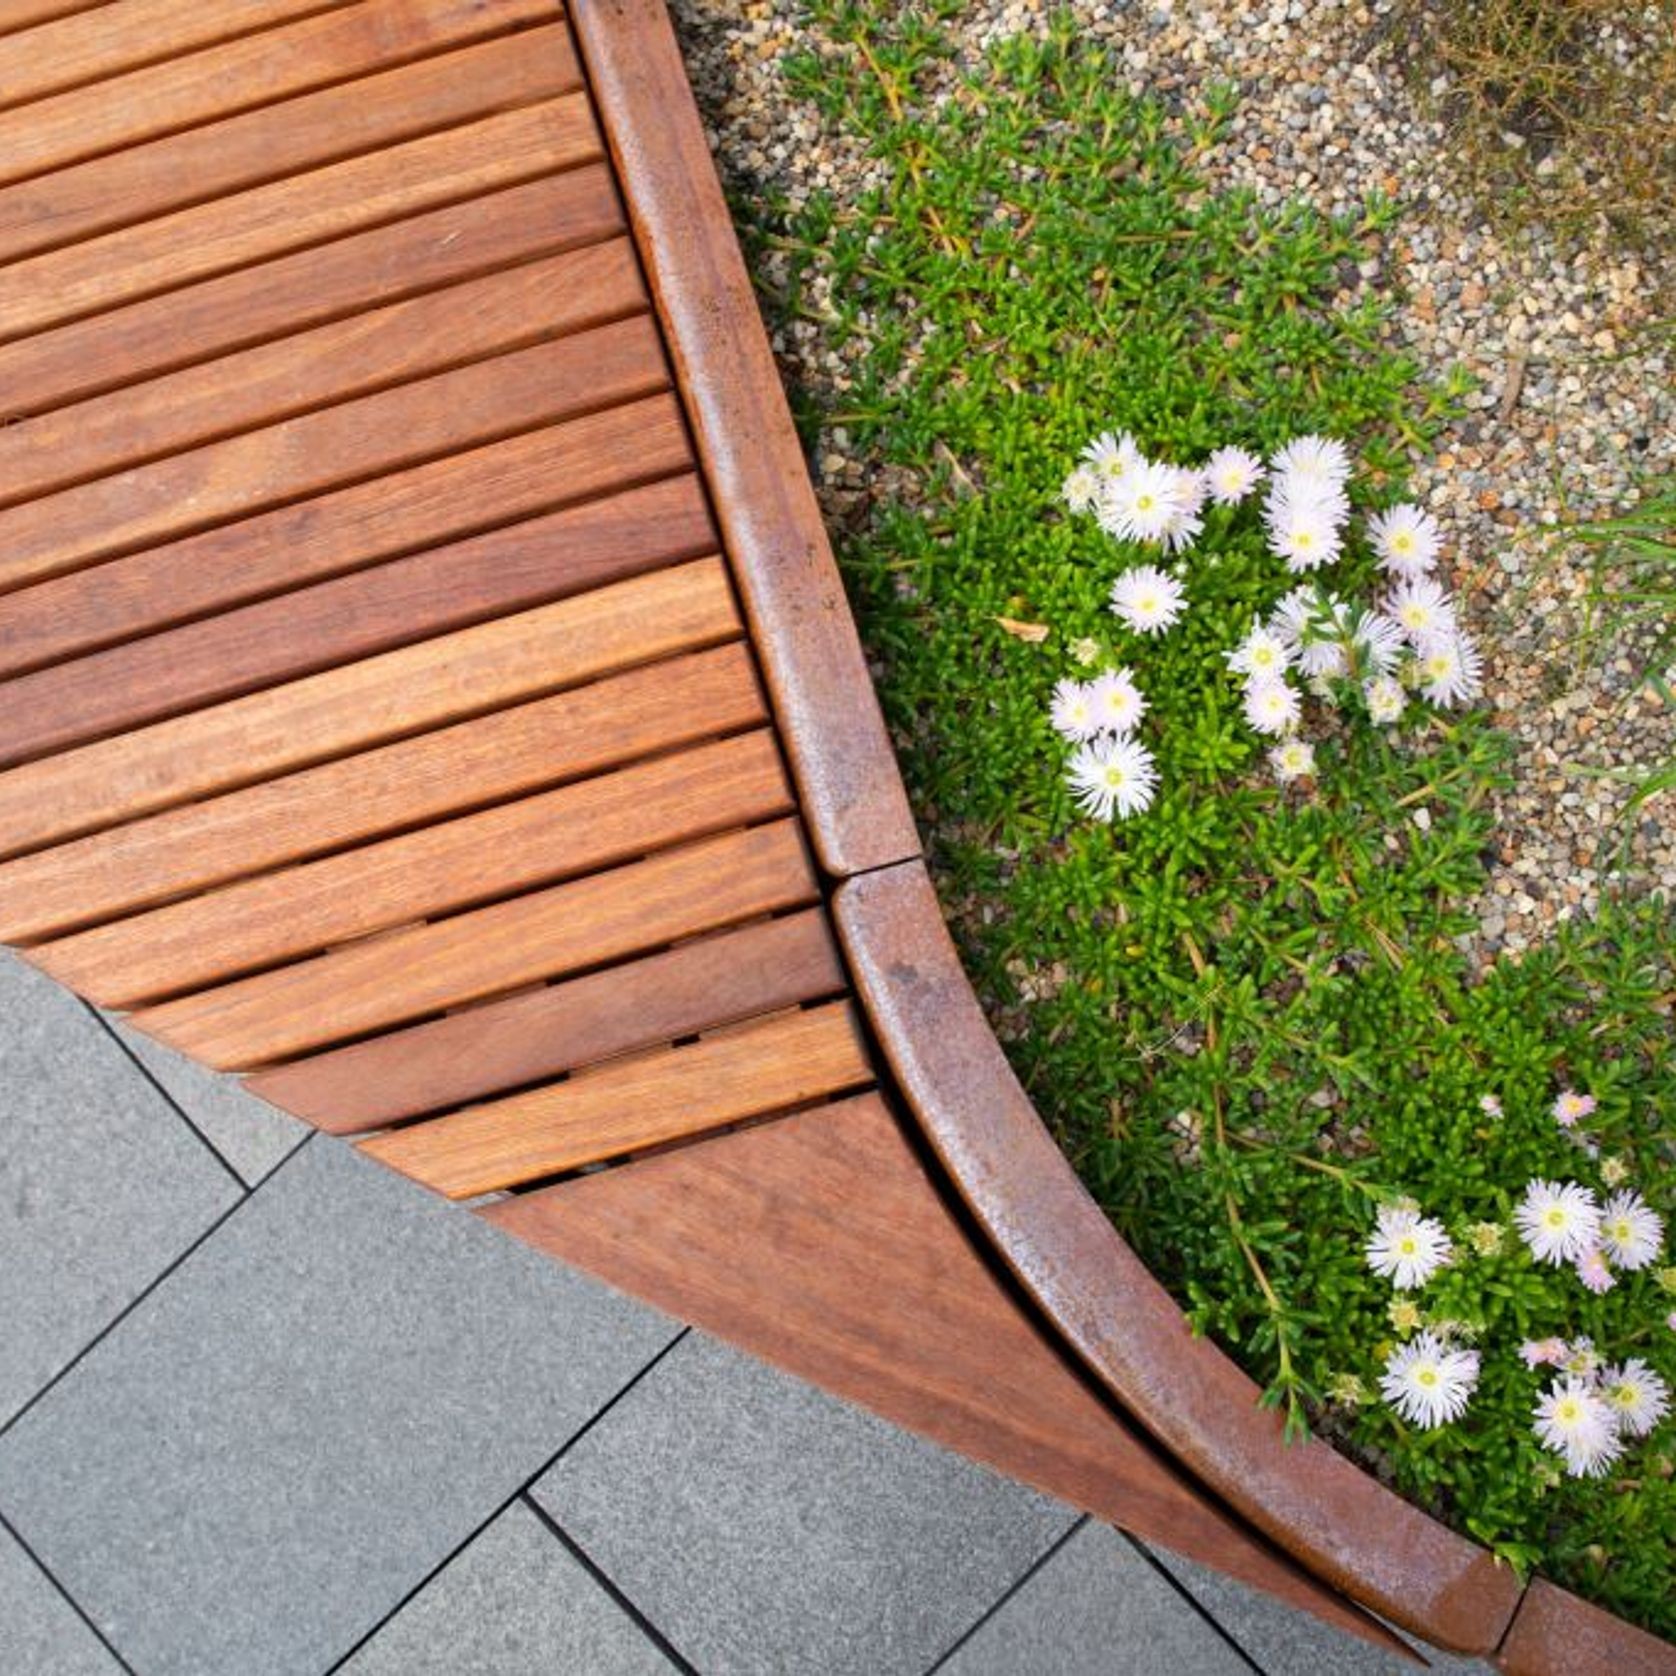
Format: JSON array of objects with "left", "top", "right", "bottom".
[{"left": 1, "top": 5, "right": 1658, "bottom": 1671}]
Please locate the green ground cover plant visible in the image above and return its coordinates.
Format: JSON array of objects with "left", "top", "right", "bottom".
[{"left": 742, "top": 7, "right": 1676, "bottom": 1635}]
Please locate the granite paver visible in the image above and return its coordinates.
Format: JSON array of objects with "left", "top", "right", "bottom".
[
  {"left": 0, "top": 1138, "right": 679, "bottom": 1676},
  {"left": 939, "top": 1521, "right": 1252, "bottom": 1676},
  {"left": 0, "top": 951, "right": 240, "bottom": 1428},
  {"left": 535, "top": 1333, "right": 1076, "bottom": 1676}
]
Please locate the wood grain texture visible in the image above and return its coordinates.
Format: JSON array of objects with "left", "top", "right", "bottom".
[
  {"left": 0, "top": 557, "right": 739, "bottom": 860},
  {"left": 0, "top": 0, "right": 350, "bottom": 111},
  {"left": 0, "top": 96, "right": 599, "bottom": 343},
  {"left": 38, "top": 730, "right": 793, "bottom": 1007},
  {"left": 483, "top": 1093, "right": 1408, "bottom": 1658},
  {"left": 0, "top": 0, "right": 554, "bottom": 189},
  {"left": 360, "top": 999, "right": 873, "bottom": 1196},
  {"left": 0, "top": 469, "right": 711, "bottom": 766},
  {"left": 0, "top": 2, "right": 109, "bottom": 39},
  {"left": 0, "top": 311, "right": 664, "bottom": 592},
  {"left": 248, "top": 909, "right": 847, "bottom": 1132},
  {"left": 0, "top": 238, "right": 641, "bottom": 512},
  {"left": 0, "top": 394, "right": 688, "bottom": 680},
  {"left": 571, "top": 0, "right": 918, "bottom": 877},
  {"left": 132, "top": 819, "right": 819, "bottom": 1068},
  {"left": 834, "top": 858, "right": 1522, "bottom": 1654},
  {"left": 0, "top": 24, "right": 579, "bottom": 261},
  {"left": 0, "top": 168, "right": 624, "bottom": 419},
  {"left": 0, "top": 640, "right": 761, "bottom": 944}
]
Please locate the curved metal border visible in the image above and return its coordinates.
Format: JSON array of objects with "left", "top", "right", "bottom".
[{"left": 570, "top": 3, "right": 1676, "bottom": 1669}]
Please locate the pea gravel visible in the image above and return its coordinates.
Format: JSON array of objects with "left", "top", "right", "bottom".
[{"left": 668, "top": 0, "right": 1674, "bottom": 963}]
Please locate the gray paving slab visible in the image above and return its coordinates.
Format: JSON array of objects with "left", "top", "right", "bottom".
[
  {"left": 0, "top": 950, "right": 241, "bottom": 1427},
  {"left": 535, "top": 1333, "right": 1076, "bottom": 1676},
  {"left": 0, "top": 1137, "right": 680, "bottom": 1676},
  {"left": 1150, "top": 1545, "right": 1499, "bottom": 1675},
  {"left": 342, "top": 1498, "right": 674, "bottom": 1676},
  {"left": 0, "top": 1519, "right": 123, "bottom": 1676},
  {"left": 106, "top": 1014, "right": 307, "bottom": 1186},
  {"left": 939, "top": 1521, "right": 1251, "bottom": 1676}
]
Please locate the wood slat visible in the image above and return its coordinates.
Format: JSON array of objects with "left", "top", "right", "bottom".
[
  {"left": 0, "top": 0, "right": 351, "bottom": 112},
  {"left": 0, "top": 2, "right": 108, "bottom": 39},
  {"left": 360, "top": 999, "right": 874, "bottom": 1197},
  {"left": 132, "top": 818, "right": 820, "bottom": 1069},
  {"left": 0, "top": 556, "right": 739, "bottom": 860},
  {"left": 0, "top": 312, "right": 663, "bottom": 593},
  {"left": 248, "top": 909, "right": 847, "bottom": 1132},
  {"left": 483, "top": 1093, "right": 1407, "bottom": 1656},
  {"left": 0, "top": 239, "right": 641, "bottom": 512},
  {"left": 0, "top": 0, "right": 554, "bottom": 188},
  {"left": 0, "top": 168, "right": 624, "bottom": 419},
  {"left": 0, "top": 471, "right": 713, "bottom": 768},
  {"left": 0, "top": 641, "right": 764, "bottom": 944},
  {"left": 38, "top": 730, "right": 793, "bottom": 1007},
  {"left": 0, "top": 394, "right": 688, "bottom": 680},
  {"left": 0, "top": 96, "right": 599, "bottom": 343},
  {"left": 0, "top": 23, "right": 580, "bottom": 261}
]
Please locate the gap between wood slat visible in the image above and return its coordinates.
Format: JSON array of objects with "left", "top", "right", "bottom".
[
  {"left": 0, "top": 0, "right": 558, "bottom": 189},
  {"left": 0, "top": 22, "right": 581, "bottom": 263},
  {"left": 247, "top": 909, "right": 848, "bottom": 1132},
  {"left": 0, "top": 639, "right": 764, "bottom": 945},
  {"left": 0, "top": 313, "right": 668, "bottom": 594},
  {"left": 0, "top": 1, "right": 111, "bottom": 44},
  {"left": 0, "top": 168, "right": 625, "bottom": 421},
  {"left": 34, "top": 729, "right": 796, "bottom": 1008},
  {"left": 0, "top": 556, "right": 741, "bottom": 861},
  {"left": 0, "top": 96, "right": 600, "bottom": 346},
  {"left": 0, "top": 0, "right": 366, "bottom": 117},
  {"left": 0, "top": 238, "right": 644, "bottom": 514},
  {"left": 0, "top": 396, "right": 692, "bottom": 681},
  {"left": 0, "top": 467, "right": 715, "bottom": 768},
  {"left": 357, "top": 999, "right": 875, "bottom": 1197},
  {"left": 128, "top": 818, "right": 821, "bottom": 1070}
]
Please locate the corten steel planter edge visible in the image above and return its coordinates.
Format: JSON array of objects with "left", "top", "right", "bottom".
[{"left": 572, "top": 2, "right": 1676, "bottom": 1669}]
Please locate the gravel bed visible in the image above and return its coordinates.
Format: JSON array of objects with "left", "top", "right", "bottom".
[{"left": 669, "top": 0, "right": 1674, "bottom": 961}]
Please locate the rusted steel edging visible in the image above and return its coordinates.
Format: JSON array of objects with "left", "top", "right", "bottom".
[
  {"left": 566, "top": 0, "right": 919, "bottom": 880},
  {"left": 834, "top": 858, "right": 1524, "bottom": 1656}
]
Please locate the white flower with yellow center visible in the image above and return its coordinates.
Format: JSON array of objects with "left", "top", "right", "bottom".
[
  {"left": 1270, "top": 434, "right": 1352, "bottom": 492},
  {"left": 1226, "top": 622, "right": 1294, "bottom": 681},
  {"left": 1380, "top": 1331, "right": 1479, "bottom": 1428},
  {"left": 1204, "top": 445, "right": 1264, "bottom": 505},
  {"left": 1363, "top": 674, "right": 1406, "bottom": 726},
  {"left": 1061, "top": 464, "right": 1100, "bottom": 514},
  {"left": 1108, "top": 565, "right": 1187, "bottom": 635},
  {"left": 1534, "top": 1377, "right": 1623, "bottom": 1477},
  {"left": 1599, "top": 1190, "right": 1664, "bottom": 1271},
  {"left": 1242, "top": 676, "right": 1302, "bottom": 737},
  {"left": 1368, "top": 503, "right": 1443, "bottom": 577},
  {"left": 1515, "top": 1180, "right": 1602, "bottom": 1266},
  {"left": 1365, "top": 1205, "right": 1453, "bottom": 1289},
  {"left": 1601, "top": 1359, "right": 1671, "bottom": 1437},
  {"left": 1264, "top": 493, "right": 1344, "bottom": 573},
  {"left": 1081, "top": 429, "right": 1143, "bottom": 484},
  {"left": 1416, "top": 631, "right": 1483, "bottom": 709},
  {"left": 1067, "top": 735, "right": 1158, "bottom": 822},
  {"left": 1269, "top": 738, "right": 1317, "bottom": 784},
  {"left": 1384, "top": 577, "right": 1458, "bottom": 645},
  {"left": 1090, "top": 668, "right": 1147, "bottom": 736},
  {"left": 1098, "top": 460, "right": 1185, "bottom": 545},
  {"left": 1049, "top": 678, "right": 1100, "bottom": 743}
]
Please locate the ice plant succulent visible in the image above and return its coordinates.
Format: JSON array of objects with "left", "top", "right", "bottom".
[
  {"left": 1600, "top": 1191, "right": 1664, "bottom": 1271},
  {"left": 1067, "top": 735, "right": 1159, "bottom": 822},
  {"left": 1380, "top": 1332, "right": 1479, "bottom": 1429},
  {"left": 1515, "top": 1180, "right": 1604, "bottom": 1266},
  {"left": 1534, "top": 1377, "right": 1624, "bottom": 1478},
  {"left": 1365, "top": 1204, "right": 1453, "bottom": 1290},
  {"left": 1108, "top": 565, "right": 1187, "bottom": 636}
]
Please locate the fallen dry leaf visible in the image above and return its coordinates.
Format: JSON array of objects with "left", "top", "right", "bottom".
[{"left": 994, "top": 616, "right": 1050, "bottom": 643}]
